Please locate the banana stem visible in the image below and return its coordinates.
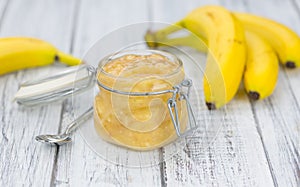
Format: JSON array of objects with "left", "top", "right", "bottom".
[
  {"left": 151, "top": 34, "right": 208, "bottom": 52},
  {"left": 147, "top": 21, "right": 184, "bottom": 41},
  {"left": 145, "top": 21, "right": 209, "bottom": 52},
  {"left": 56, "top": 51, "right": 81, "bottom": 66}
]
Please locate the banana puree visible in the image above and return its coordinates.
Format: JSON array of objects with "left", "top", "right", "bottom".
[{"left": 94, "top": 51, "right": 188, "bottom": 150}]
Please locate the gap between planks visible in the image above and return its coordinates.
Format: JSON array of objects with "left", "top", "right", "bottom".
[
  {"left": 50, "top": 0, "right": 82, "bottom": 185},
  {"left": 249, "top": 100, "right": 278, "bottom": 187},
  {"left": 0, "top": 0, "right": 9, "bottom": 31}
]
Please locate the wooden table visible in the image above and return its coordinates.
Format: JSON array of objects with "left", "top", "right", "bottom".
[{"left": 0, "top": 0, "right": 299, "bottom": 186}]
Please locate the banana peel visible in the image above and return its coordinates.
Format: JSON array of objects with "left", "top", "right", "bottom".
[{"left": 0, "top": 37, "right": 81, "bottom": 76}]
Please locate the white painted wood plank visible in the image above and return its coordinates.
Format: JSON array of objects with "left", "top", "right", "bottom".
[
  {"left": 250, "top": 71, "right": 300, "bottom": 187},
  {"left": 239, "top": 0, "right": 300, "bottom": 186},
  {"left": 151, "top": 0, "right": 275, "bottom": 186},
  {"left": 151, "top": 0, "right": 219, "bottom": 23},
  {"left": 54, "top": 0, "right": 162, "bottom": 186},
  {"left": 1, "top": 0, "right": 298, "bottom": 186},
  {"left": 0, "top": 0, "right": 8, "bottom": 25},
  {"left": 0, "top": 0, "right": 78, "bottom": 186},
  {"left": 163, "top": 59, "right": 274, "bottom": 187},
  {"left": 244, "top": 0, "right": 300, "bottom": 145}
]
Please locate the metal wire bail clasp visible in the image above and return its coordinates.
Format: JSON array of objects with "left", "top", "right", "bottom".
[
  {"left": 167, "top": 86, "right": 181, "bottom": 136},
  {"left": 167, "top": 79, "right": 197, "bottom": 137}
]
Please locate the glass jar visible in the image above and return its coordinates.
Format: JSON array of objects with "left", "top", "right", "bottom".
[{"left": 94, "top": 50, "right": 191, "bottom": 151}]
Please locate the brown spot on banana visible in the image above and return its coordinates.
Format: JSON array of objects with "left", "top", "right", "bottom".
[
  {"left": 227, "top": 38, "right": 243, "bottom": 45},
  {"left": 206, "top": 12, "right": 215, "bottom": 20}
]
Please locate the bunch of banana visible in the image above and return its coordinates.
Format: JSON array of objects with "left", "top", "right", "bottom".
[
  {"left": 145, "top": 5, "right": 300, "bottom": 109},
  {"left": 0, "top": 37, "right": 81, "bottom": 75},
  {"left": 147, "top": 5, "right": 247, "bottom": 109}
]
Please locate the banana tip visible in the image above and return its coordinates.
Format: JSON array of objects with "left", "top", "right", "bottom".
[
  {"left": 54, "top": 55, "right": 59, "bottom": 61},
  {"left": 285, "top": 61, "right": 296, "bottom": 69},
  {"left": 206, "top": 102, "right": 216, "bottom": 110},
  {"left": 248, "top": 91, "right": 260, "bottom": 100}
]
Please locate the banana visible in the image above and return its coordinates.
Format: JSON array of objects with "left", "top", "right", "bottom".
[
  {"left": 146, "top": 6, "right": 247, "bottom": 109},
  {"left": 0, "top": 37, "right": 81, "bottom": 75},
  {"left": 244, "top": 31, "right": 279, "bottom": 100},
  {"left": 234, "top": 13, "right": 300, "bottom": 68}
]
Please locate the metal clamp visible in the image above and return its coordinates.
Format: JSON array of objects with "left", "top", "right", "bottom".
[
  {"left": 166, "top": 79, "right": 196, "bottom": 137},
  {"left": 167, "top": 86, "right": 180, "bottom": 136}
]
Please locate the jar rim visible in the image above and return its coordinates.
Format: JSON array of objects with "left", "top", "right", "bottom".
[{"left": 97, "top": 49, "right": 183, "bottom": 80}]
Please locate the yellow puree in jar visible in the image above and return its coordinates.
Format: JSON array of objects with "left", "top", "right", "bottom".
[{"left": 94, "top": 53, "right": 187, "bottom": 150}]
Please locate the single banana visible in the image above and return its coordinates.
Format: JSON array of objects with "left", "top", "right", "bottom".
[
  {"left": 0, "top": 37, "right": 81, "bottom": 75},
  {"left": 146, "top": 6, "right": 247, "bottom": 109},
  {"left": 244, "top": 31, "right": 279, "bottom": 100},
  {"left": 234, "top": 12, "right": 300, "bottom": 68}
]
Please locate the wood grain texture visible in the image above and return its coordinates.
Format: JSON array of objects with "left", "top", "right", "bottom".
[
  {"left": 53, "top": 0, "right": 162, "bottom": 186},
  {"left": 0, "top": 0, "right": 299, "bottom": 186},
  {"left": 0, "top": 0, "right": 77, "bottom": 186},
  {"left": 160, "top": 86, "right": 274, "bottom": 186}
]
